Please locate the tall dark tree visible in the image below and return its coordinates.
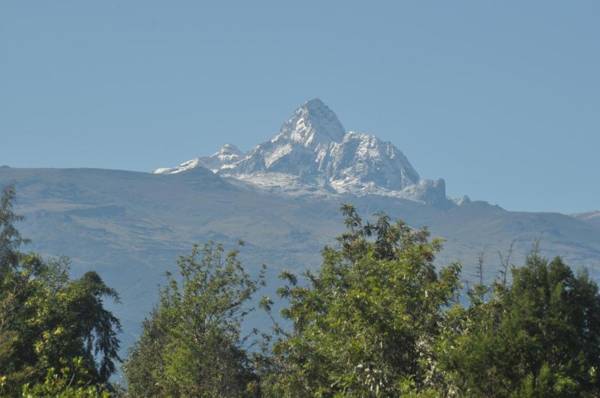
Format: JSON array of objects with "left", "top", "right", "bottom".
[
  {"left": 0, "top": 185, "right": 27, "bottom": 270},
  {"left": 0, "top": 186, "right": 121, "bottom": 397}
]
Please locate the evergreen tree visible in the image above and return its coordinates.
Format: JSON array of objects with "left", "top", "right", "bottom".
[{"left": 0, "top": 186, "right": 120, "bottom": 397}]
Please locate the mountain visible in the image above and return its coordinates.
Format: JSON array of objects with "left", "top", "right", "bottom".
[
  {"left": 154, "top": 99, "right": 447, "bottom": 205},
  {"left": 2, "top": 99, "right": 600, "bottom": 364}
]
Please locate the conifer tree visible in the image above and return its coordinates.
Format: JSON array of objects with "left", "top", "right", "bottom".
[{"left": 0, "top": 186, "right": 121, "bottom": 397}]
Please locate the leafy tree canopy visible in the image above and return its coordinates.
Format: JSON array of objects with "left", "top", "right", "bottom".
[
  {"left": 439, "top": 253, "right": 600, "bottom": 397},
  {"left": 263, "top": 205, "right": 462, "bottom": 397},
  {"left": 124, "top": 242, "right": 265, "bottom": 397}
]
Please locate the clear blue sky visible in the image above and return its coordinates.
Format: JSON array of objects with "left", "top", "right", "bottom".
[{"left": 1, "top": 1, "right": 598, "bottom": 213}]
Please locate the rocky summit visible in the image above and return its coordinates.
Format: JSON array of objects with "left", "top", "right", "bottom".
[{"left": 154, "top": 99, "right": 447, "bottom": 205}]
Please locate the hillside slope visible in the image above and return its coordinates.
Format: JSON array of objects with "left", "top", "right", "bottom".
[{"left": 2, "top": 166, "right": 600, "bottom": 352}]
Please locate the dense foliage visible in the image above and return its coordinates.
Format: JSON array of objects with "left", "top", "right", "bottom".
[
  {"left": 438, "top": 255, "right": 600, "bottom": 397},
  {"left": 262, "top": 205, "right": 462, "bottom": 397},
  {"left": 0, "top": 186, "right": 120, "bottom": 397}
]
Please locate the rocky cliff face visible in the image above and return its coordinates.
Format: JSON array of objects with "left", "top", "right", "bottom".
[{"left": 154, "top": 98, "right": 447, "bottom": 205}]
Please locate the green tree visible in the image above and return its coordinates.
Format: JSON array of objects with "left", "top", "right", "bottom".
[
  {"left": 262, "top": 205, "right": 462, "bottom": 397},
  {"left": 0, "top": 186, "right": 121, "bottom": 396},
  {"left": 439, "top": 254, "right": 600, "bottom": 397},
  {"left": 124, "top": 242, "right": 264, "bottom": 397}
]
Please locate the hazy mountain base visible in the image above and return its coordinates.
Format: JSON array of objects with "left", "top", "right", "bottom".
[
  {"left": 575, "top": 211, "right": 600, "bottom": 229},
  {"left": 1, "top": 167, "right": 600, "bottom": 360}
]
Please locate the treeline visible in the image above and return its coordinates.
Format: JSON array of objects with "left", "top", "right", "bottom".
[{"left": 2, "top": 188, "right": 600, "bottom": 397}]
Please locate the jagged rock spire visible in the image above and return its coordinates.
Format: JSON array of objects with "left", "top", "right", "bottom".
[{"left": 274, "top": 98, "right": 345, "bottom": 147}]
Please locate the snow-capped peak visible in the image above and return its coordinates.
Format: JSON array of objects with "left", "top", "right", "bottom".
[
  {"left": 272, "top": 98, "right": 345, "bottom": 148},
  {"left": 153, "top": 99, "right": 449, "bottom": 206}
]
